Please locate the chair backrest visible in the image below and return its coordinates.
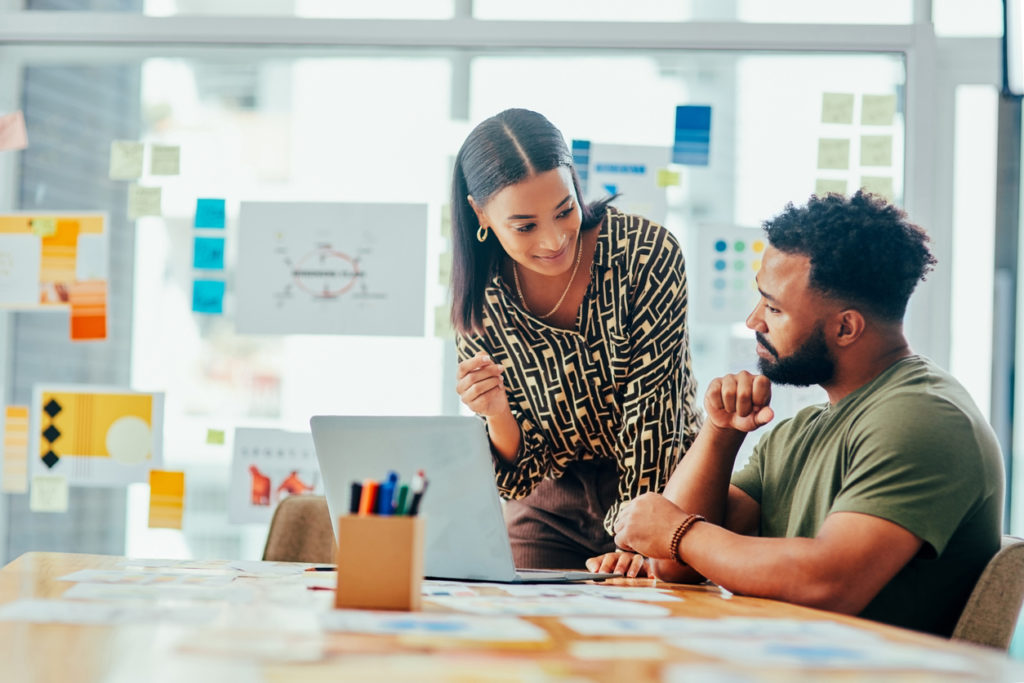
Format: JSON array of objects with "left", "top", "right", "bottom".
[
  {"left": 262, "top": 494, "right": 337, "bottom": 564},
  {"left": 952, "top": 535, "right": 1024, "bottom": 650}
]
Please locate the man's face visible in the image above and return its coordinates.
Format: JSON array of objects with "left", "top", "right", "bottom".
[{"left": 746, "top": 247, "right": 836, "bottom": 387}]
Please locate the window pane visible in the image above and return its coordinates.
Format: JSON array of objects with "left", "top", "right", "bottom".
[
  {"left": 933, "top": 0, "right": 1003, "bottom": 37},
  {"left": 28, "top": 0, "right": 455, "bottom": 18}
]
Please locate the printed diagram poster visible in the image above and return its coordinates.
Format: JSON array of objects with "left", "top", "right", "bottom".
[
  {"left": 0, "top": 213, "right": 108, "bottom": 311},
  {"left": 229, "top": 428, "right": 321, "bottom": 524},
  {"left": 236, "top": 202, "right": 427, "bottom": 336},
  {"left": 30, "top": 385, "right": 164, "bottom": 486},
  {"left": 692, "top": 225, "right": 765, "bottom": 325},
  {"left": 572, "top": 142, "right": 671, "bottom": 226}
]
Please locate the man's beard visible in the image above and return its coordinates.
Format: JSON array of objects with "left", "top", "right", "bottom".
[{"left": 756, "top": 323, "right": 835, "bottom": 387}]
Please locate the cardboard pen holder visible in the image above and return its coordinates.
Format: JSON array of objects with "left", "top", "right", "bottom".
[{"left": 335, "top": 514, "right": 425, "bottom": 611}]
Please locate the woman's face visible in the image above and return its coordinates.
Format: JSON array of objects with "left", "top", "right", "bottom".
[{"left": 470, "top": 167, "right": 582, "bottom": 277}]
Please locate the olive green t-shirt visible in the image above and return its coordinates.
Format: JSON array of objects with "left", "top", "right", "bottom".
[{"left": 731, "top": 355, "right": 1004, "bottom": 636}]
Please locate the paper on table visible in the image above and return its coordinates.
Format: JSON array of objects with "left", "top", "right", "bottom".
[
  {"left": 485, "top": 583, "right": 682, "bottom": 602},
  {"left": 428, "top": 594, "right": 669, "bottom": 617},
  {"left": 59, "top": 569, "right": 236, "bottom": 586},
  {"left": 421, "top": 580, "right": 478, "bottom": 597},
  {"left": 569, "top": 640, "right": 668, "bottom": 660},
  {"left": 62, "top": 581, "right": 257, "bottom": 603},
  {"left": 562, "top": 617, "right": 881, "bottom": 641},
  {"left": 320, "top": 610, "right": 549, "bottom": 642},
  {"left": 0, "top": 598, "right": 217, "bottom": 625}
]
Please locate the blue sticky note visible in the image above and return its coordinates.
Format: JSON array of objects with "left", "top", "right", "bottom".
[
  {"left": 193, "top": 236, "right": 225, "bottom": 270},
  {"left": 673, "top": 105, "right": 712, "bottom": 166},
  {"left": 192, "top": 279, "right": 225, "bottom": 314},
  {"left": 571, "top": 139, "right": 591, "bottom": 193},
  {"left": 194, "top": 198, "right": 226, "bottom": 229}
]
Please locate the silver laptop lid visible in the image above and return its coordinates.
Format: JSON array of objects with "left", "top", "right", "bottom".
[{"left": 310, "top": 415, "right": 519, "bottom": 582}]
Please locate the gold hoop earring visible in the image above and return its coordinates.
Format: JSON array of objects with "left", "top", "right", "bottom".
[{"left": 476, "top": 225, "right": 489, "bottom": 242}]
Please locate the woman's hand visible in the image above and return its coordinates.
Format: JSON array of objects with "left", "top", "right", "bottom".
[
  {"left": 585, "top": 551, "right": 648, "bottom": 578},
  {"left": 456, "top": 352, "right": 511, "bottom": 419}
]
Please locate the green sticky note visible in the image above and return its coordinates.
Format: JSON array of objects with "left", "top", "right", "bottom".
[
  {"left": 821, "top": 93, "right": 854, "bottom": 124},
  {"left": 656, "top": 168, "right": 681, "bottom": 187},
  {"left": 861, "top": 94, "right": 896, "bottom": 126},
  {"left": 440, "top": 203, "right": 452, "bottom": 239},
  {"left": 150, "top": 144, "right": 181, "bottom": 176},
  {"left": 860, "top": 176, "right": 895, "bottom": 202},
  {"left": 109, "top": 140, "right": 143, "bottom": 180},
  {"left": 815, "top": 179, "right": 848, "bottom": 197},
  {"left": 859, "top": 135, "right": 893, "bottom": 167},
  {"left": 817, "top": 138, "right": 850, "bottom": 170},
  {"left": 30, "top": 217, "right": 57, "bottom": 237},
  {"left": 438, "top": 251, "right": 452, "bottom": 286},
  {"left": 206, "top": 429, "right": 225, "bottom": 445},
  {"left": 434, "top": 305, "right": 453, "bottom": 339}
]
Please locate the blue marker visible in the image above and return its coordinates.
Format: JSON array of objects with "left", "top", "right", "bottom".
[{"left": 377, "top": 471, "right": 399, "bottom": 515}]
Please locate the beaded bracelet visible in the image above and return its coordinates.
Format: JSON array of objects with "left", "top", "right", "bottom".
[{"left": 669, "top": 513, "right": 706, "bottom": 565}]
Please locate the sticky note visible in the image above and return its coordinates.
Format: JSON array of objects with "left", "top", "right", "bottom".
[
  {"left": 815, "top": 179, "right": 848, "bottom": 196},
  {"left": 193, "top": 236, "right": 225, "bottom": 270},
  {"left": 438, "top": 251, "right": 452, "bottom": 286},
  {"left": 206, "top": 429, "right": 225, "bottom": 445},
  {"left": 860, "top": 176, "right": 895, "bottom": 202},
  {"left": 2, "top": 406, "right": 29, "bottom": 494},
  {"left": 149, "top": 470, "right": 185, "bottom": 529},
  {"left": 109, "top": 140, "right": 144, "bottom": 180},
  {"left": 657, "top": 169, "right": 682, "bottom": 187},
  {"left": 569, "top": 641, "right": 668, "bottom": 660},
  {"left": 68, "top": 280, "right": 108, "bottom": 341},
  {"left": 150, "top": 144, "right": 180, "bottom": 176},
  {"left": 862, "top": 94, "right": 897, "bottom": 126},
  {"left": 0, "top": 110, "right": 29, "bottom": 152},
  {"left": 30, "top": 217, "right": 56, "bottom": 238},
  {"left": 859, "top": 135, "right": 893, "bottom": 167},
  {"left": 194, "top": 198, "right": 226, "bottom": 229},
  {"left": 192, "top": 279, "right": 225, "bottom": 314},
  {"left": 128, "top": 185, "right": 162, "bottom": 219},
  {"left": 821, "top": 93, "right": 855, "bottom": 125},
  {"left": 816, "top": 138, "right": 850, "bottom": 170},
  {"left": 30, "top": 474, "right": 69, "bottom": 513},
  {"left": 434, "top": 305, "right": 453, "bottom": 339},
  {"left": 673, "top": 105, "right": 712, "bottom": 166},
  {"left": 440, "top": 203, "right": 451, "bottom": 238}
]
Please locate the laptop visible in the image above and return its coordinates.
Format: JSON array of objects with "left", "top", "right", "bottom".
[{"left": 309, "top": 415, "right": 619, "bottom": 583}]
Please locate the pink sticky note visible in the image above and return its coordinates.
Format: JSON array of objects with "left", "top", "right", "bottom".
[{"left": 0, "top": 111, "right": 28, "bottom": 152}]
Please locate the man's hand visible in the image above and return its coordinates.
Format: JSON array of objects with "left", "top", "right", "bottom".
[
  {"left": 585, "top": 551, "right": 648, "bottom": 578},
  {"left": 613, "top": 493, "right": 690, "bottom": 559},
  {"left": 705, "top": 371, "right": 774, "bottom": 434}
]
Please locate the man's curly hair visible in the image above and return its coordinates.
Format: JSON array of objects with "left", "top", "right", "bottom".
[{"left": 763, "top": 191, "right": 937, "bottom": 322}]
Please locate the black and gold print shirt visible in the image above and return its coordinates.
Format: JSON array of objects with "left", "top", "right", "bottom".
[{"left": 456, "top": 207, "right": 702, "bottom": 534}]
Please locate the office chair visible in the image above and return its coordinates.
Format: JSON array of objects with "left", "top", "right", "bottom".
[
  {"left": 952, "top": 535, "right": 1024, "bottom": 650},
  {"left": 262, "top": 494, "right": 337, "bottom": 564}
]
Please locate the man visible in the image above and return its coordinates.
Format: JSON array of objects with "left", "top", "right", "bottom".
[{"left": 589, "top": 191, "right": 1004, "bottom": 636}]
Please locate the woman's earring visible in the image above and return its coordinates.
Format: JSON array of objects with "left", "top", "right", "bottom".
[{"left": 476, "top": 225, "right": 489, "bottom": 242}]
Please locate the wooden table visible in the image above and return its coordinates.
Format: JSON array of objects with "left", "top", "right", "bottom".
[{"left": 0, "top": 552, "right": 1018, "bottom": 682}]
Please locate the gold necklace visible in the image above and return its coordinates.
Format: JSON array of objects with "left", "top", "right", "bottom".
[{"left": 513, "top": 235, "right": 584, "bottom": 319}]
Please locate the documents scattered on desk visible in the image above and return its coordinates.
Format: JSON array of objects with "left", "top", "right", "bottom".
[
  {"left": 59, "top": 569, "right": 236, "bottom": 586},
  {"left": 428, "top": 595, "right": 670, "bottom": 617},
  {"left": 568, "top": 640, "right": 669, "bottom": 660},
  {"left": 117, "top": 557, "right": 316, "bottom": 576},
  {"left": 62, "top": 581, "right": 257, "bottom": 603},
  {"left": 0, "top": 598, "right": 217, "bottom": 626},
  {"left": 562, "top": 617, "right": 880, "bottom": 641},
  {"left": 320, "top": 610, "right": 549, "bottom": 642},
  {"left": 492, "top": 583, "right": 682, "bottom": 602}
]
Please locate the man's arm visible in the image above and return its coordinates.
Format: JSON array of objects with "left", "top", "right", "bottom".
[{"left": 617, "top": 497, "right": 922, "bottom": 614}]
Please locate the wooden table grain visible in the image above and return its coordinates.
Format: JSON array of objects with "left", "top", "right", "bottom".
[{"left": 0, "top": 552, "right": 1017, "bottom": 682}]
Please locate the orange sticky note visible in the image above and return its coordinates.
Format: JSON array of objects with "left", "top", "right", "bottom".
[
  {"left": 149, "top": 470, "right": 185, "bottom": 529},
  {"left": 2, "top": 406, "right": 29, "bottom": 493},
  {"left": 0, "top": 111, "right": 28, "bottom": 152}
]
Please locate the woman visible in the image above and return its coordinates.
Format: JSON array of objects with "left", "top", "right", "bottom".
[{"left": 450, "top": 108, "right": 701, "bottom": 575}]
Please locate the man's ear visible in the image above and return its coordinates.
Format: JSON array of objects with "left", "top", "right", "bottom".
[{"left": 833, "top": 308, "right": 866, "bottom": 348}]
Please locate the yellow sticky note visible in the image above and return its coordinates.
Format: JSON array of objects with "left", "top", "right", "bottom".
[
  {"left": 128, "top": 185, "right": 162, "bottom": 219},
  {"left": 29, "top": 217, "right": 56, "bottom": 238},
  {"left": 150, "top": 144, "right": 180, "bottom": 176},
  {"left": 149, "top": 469, "right": 185, "bottom": 529},
  {"left": 817, "top": 138, "right": 850, "bottom": 170},
  {"left": 435, "top": 305, "right": 453, "bottom": 339},
  {"left": 206, "top": 428, "right": 225, "bottom": 445},
  {"left": 656, "top": 168, "right": 682, "bottom": 187},
  {"left": 860, "top": 176, "right": 895, "bottom": 202},
  {"left": 815, "top": 179, "right": 848, "bottom": 196},
  {"left": 438, "top": 251, "right": 452, "bottom": 287},
  {"left": 821, "top": 93, "right": 854, "bottom": 124},
  {"left": 109, "top": 140, "right": 144, "bottom": 180},
  {"left": 860, "top": 135, "right": 893, "bottom": 167},
  {"left": 2, "top": 406, "right": 29, "bottom": 494},
  {"left": 30, "top": 475, "right": 68, "bottom": 513},
  {"left": 862, "top": 94, "right": 897, "bottom": 126},
  {"left": 440, "top": 203, "right": 452, "bottom": 239}
]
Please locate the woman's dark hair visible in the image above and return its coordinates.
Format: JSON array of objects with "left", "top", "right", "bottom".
[
  {"left": 764, "top": 190, "right": 937, "bottom": 322},
  {"left": 450, "top": 108, "right": 613, "bottom": 334}
]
